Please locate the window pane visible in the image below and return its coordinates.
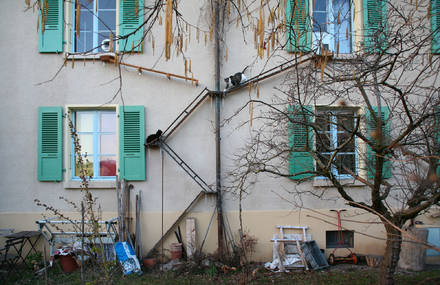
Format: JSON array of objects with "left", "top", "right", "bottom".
[
  {"left": 99, "top": 0, "right": 116, "bottom": 9},
  {"left": 76, "top": 31, "right": 94, "bottom": 53},
  {"left": 100, "top": 134, "right": 116, "bottom": 154},
  {"left": 78, "top": 134, "right": 93, "bottom": 154},
  {"left": 316, "top": 113, "right": 331, "bottom": 132},
  {"left": 98, "top": 11, "right": 116, "bottom": 31},
  {"left": 100, "top": 156, "right": 116, "bottom": 176},
  {"left": 313, "top": 0, "right": 327, "bottom": 11},
  {"left": 75, "top": 156, "right": 94, "bottom": 177},
  {"left": 336, "top": 154, "right": 355, "bottom": 174},
  {"left": 76, "top": 112, "right": 94, "bottom": 132},
  {"left": 333, "top": 0, "right": 351, "bottom": 53},
  {"left": 316, "top": 154, "right": 331, "bottom": 172},
  {"left": 337, "top": 113, "right": 354, "bottom": 132},
  {"left": 313, "top": 12, "right": 327, "bottom": 32},
  {"left": 317, "top": 133, "right": 331, "bottom": 152},
  {"left": 338, "top": 132, "right": 355, "bottom": 152},
  {"left": 80, "top": 11, "right": 93, "bottom": 31},
  {"left": 100, "top": 112, "right": 116, "bottom": 132},
  {"left": 79, "top": 0, "right": 93, "bottom": 9}
]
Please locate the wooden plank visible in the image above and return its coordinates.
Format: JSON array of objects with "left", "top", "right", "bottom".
[
  {"left": 186, "top": 218, "right": 196, "bottom": 259},
  {"left": 116, "top": 177, "right": 122, "bottom": 240},
  {"left": 276, "top": 226, "right": 308, "bottom": 230},
  {"left": 274, "top": 241, "right": 285, "bottom": 272},
  {"left": 296, "top": 240, "right": 309, "bottom": 271}
]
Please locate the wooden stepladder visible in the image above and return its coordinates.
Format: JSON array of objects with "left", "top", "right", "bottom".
[{"left": 271, "top": 225, "right": 310, "bottom": 270}]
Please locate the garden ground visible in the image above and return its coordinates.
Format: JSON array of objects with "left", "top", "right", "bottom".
[{"left": 2, "top": 261, "right": 440, "bottom": 285}]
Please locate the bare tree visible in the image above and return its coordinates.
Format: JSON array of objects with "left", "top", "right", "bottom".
[{"left": 227, "top": 1, "right": 440, "bottom": 284}]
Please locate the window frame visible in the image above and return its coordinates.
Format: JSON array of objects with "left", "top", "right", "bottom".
[
  {"left": 71, "top": 0, "right": 117, "bottom": 54},
  {"left": 326, "top": 230, "right": 354, "bottom": 248},
  {"left": 71, "top": 109, "right": 117, "bottom": 181},
  {"left": 311, "top": 0, "right": 355, "bottom": 54},
  {"left": 64, "top": 105, "right": 120, "bottom": 189},
  {"left": 315, "top": 107, "right": 359, "bottom": 180}
]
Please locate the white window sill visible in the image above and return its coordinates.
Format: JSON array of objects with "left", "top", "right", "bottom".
[
  {"left": 64, "top": 180, "right": 116, "bottom": 189},
  {"left": 64, "top": 52, "right": 117, "bottom": 60},
  {"left": 313, "top": 178, "right": 365, "bottom": 187},
  {"left": 312, "top": 52, "right": 361, "bottom": 62}
]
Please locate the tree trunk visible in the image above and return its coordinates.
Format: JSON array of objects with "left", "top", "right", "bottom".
[{"left": 378, "top": 224, "right": 402, "bottom": 285}]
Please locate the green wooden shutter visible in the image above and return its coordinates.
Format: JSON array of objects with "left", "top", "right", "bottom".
[
  {"left": 366, "top": 106, "right": 391, "bottom": 179},
  {"left": 120, "top": 106, "right": 145, "bottom": 181},
  {"left": 119, "top": 0, "right": 144, "bottom": 52},
  {"left": 289, "top": 105, "right": 314, "bottom": 180},
  {"left": 435, "top": 106, "right": 440, "bottom": 177},
  {"left": 38, "top": 0, "right": 63, "bottom": 53},
  {"left": 363, "top": 0, "right": 387, "bottom": 52},
  {"left": 432, "top": 0, "right": 440, "bottom": 53},
  {"left": 286, "top": 0, "right": 311, "bottom": 52},
  {"left": 38, "top": 107, "right": 63, "bottom": 181}
]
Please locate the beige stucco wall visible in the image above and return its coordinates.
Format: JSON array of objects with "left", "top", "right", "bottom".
[{"left": 0, "top": 208, "right": 389, "bottom": 261}]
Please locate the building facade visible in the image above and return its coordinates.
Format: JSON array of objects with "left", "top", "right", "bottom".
[{"left": 0, "top": 0, "right": 439, "bottom": 263}]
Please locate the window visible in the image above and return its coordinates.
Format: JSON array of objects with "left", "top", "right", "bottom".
[
  {"left": 285, "top": 0, "right": 353, "bottom": 53},
  {"left": 38, "top": 105, "right": 146, "bottom": 184},
  {"left": 316, "top": 108, "right": 357, "bottom": 178},
  {"left": 312, "top": 0, "right": 352, "bottom": 53},
  {"left": 72, "top": 110, "right": 117, "bottom": 180},
  {"left": 38, "top": 0, "right": 145, "bottom": 53},
  {"left": 326, "top": 230, "right": 354, "bottom": 248},
  {"left": 289, "top": 105, "right": 392, "bottom": 181},
  {"left": 73, "top": 0, "right": 116, "bottom": 53}
]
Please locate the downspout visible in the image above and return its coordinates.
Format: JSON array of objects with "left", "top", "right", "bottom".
[{"left": 214, "top": 0, "right": 224, "bottom": 258}]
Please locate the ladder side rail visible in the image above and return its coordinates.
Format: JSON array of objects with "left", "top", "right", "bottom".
[
  {"left": 163, "top": 88, "right": 209, "bottom": 139},
  {"left": 160, "top": 141, "right": 213, "bottom": 193}
]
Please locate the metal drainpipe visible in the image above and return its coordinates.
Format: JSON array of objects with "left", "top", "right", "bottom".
[{"left": 214, "top": 0, "right": 224, "bottom": 258}]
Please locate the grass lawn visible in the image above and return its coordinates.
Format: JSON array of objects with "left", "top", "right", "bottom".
[{"left": 2, "top": 263, "right": 440, "bottom": 284}]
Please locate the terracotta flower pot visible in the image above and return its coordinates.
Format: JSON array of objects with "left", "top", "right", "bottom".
[
  {"left": 59, "top": 255, "right": 79, "bottom": 273},
  {"left": 170, "top": 243, "right": 182, "bottom": 260},
  {"left": 143, "top": 258, "right": 156, "bottom": 269}
]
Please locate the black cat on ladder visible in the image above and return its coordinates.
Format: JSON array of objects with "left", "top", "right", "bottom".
[{"left": 145, "top": 129, "right": 162, "bottom": 147}]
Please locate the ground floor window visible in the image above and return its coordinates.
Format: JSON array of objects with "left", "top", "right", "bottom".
[
  {"left": 72, "top": 110, "right": 117, "bottom": 179},
  {"left": 326, "top": 230, "right": 354, "bottom": 248}
]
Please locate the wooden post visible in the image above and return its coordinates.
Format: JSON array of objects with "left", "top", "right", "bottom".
[
  {"left": 274, "top": 241, "right": 285, "bottom": 272},
  {"left": 120, "top": 179, "right": 126, "bottom": 241},
  {"left": 186, "top": 218, "right": 196, "bottom": 259},
  {"left": 116, "top": 176, "right": 122, "bottom": 241}
]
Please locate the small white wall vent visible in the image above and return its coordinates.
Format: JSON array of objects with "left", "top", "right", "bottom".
[{"left": 101, "top": 39, "right": 110, "bottom": 52}]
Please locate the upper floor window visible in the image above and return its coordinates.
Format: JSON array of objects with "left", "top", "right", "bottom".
[
  {"left": 73, "top": 0, "right": 116, "bottom": 53},
  {"left": 312, "top": 0, "right": 352, "bottom": 53},
  {"left": 38, "top": 0, "right": 145, "bottom": 53}
]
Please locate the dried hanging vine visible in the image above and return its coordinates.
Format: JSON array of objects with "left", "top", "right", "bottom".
[{"left": 165, "top": 0, "right": 173, "bottom": 60}]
